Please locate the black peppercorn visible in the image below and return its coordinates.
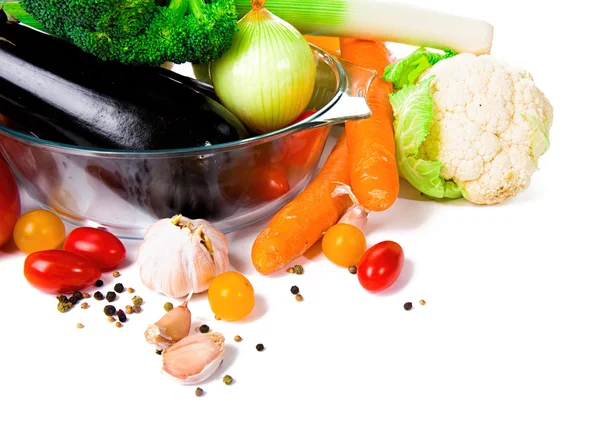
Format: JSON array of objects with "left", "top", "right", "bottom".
[
  {"left": 114, "top": 283, "right": 125, "bottom": 293},
  {"left": 117, "top": 309, "right": 127, "bottom": 323},
  {"left": 256, "top": 343, "right": 265, "bottom": 352},
  {"left": 195, "top": 387, "right": 204, "bottom": 397},
  {"left": 93, "top": 291, "right": 104, "bottom": 301},
  {"left": 72, "top": 291, "right": 83, "bottom": 301},
  {"left": 106, "top": 291, "right": 116, "bottom": 302},
  {"left": 68, "top": 296, "right": 79, "bottom": 305},
  {"left": 155, "top": 349, "right": 163, "bottom": 355},
  {"left": 95, "top": 279, "right": 104, "bottom": 287},
  {"left": 290, "top": 285, "right": 299, "bottom": 295},
  {"left": 404, "top": 302, "right": 413, "bottom": 311},
  {"left": 57, "top": 295, "right": 68, "bottom": 303},
  {"left": 104, "top": 305, "right": 116, "bottom": 316},
  {"left": 199, "top": 324, "right": 210, "bottom": 334}
]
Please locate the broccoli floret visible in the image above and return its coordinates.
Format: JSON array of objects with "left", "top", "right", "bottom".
[{"left": 19, "top": 0, "right": 238, "bottom": 66}]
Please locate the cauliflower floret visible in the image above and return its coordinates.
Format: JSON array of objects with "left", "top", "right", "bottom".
[{"left": 419, "top": 54, "right": 553, "bottom": 204}]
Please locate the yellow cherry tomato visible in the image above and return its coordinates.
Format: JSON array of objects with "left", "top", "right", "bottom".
[
  {"left": 208, "top": 272, "right": 255, "bottom": 321},
  {"left": 13, "top": 210, "right": 65, "bottom": 254},
  {"left": 322, "top": 223, "right": 366, "bottom": 268}
]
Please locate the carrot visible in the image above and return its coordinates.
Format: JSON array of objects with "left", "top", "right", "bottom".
[
  {"left": 340, "top": 38, "right": 399, "bottom": 212},
  {"left": 304, "top": 36, "right": 341, "bottom": 56},
  {"left": 252, "top": 133, "right": 352, "bottom": 275}
]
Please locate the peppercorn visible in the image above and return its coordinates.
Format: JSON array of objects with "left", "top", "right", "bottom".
[
  {"left": 68, "top": 295, "right": 79, "bottom": 305},
  {"left": 57, "top": 301, "right": 72, "bottom": 313},
  {"left": 80, "top": 302, "right": 89, "bottom": 309},
  {"left": 114, "top": 283, "right": 125, "bottom": 293},
  {"left": 117, "top": 310, "right": 127, "bottom": 323},
  {"left": 287, "top": 265, "right": 304, "bottom": 275},
  {"left": 419, "top": 300, "right": 426, "bottom": 306},
  {"left": 112, "top": 271, "right": 121, "bottom": 278},
  {"left": 104, "top": 305, "right": 116, "bottom": 316},
  {"left": 57, "top": 295, "right": 68, "bottom": 303},
  {"left": 115, "top": 321, "right": 122, "bottom": 328},
  {"left": 290, "top": 285, "right": 300, "bottom": 295},
  {"left": 234, "top": 335, "right": 242, "bottom": 342},
  {"left": 76, "top": 323, "right": 84, "bottom": 329},
  {"left": 295, "top": 294, "right": 304, "bottom": 302},
  {"left": 256, "top": 343, "right": 265, "bottom": 352},
  {"left": 125, "top": 305, "right": 133, "bottom": 315},
  {"left": 348, "top": 265, "right": 357, "bottom": 275},
  {"left": 132, "top": 305, "right": 142, "bottom": 314},
  {"left": 404, "top": 302, "right": 413, "bottom": 311},
  {"left": 155, "top": 349, "right": 163, "bottom": 355},
  {"left": 107, "top": 316, "right": 115, "bottom": 322},
  {"left": 82, "top": 293, "right": 90, "bottom": 299},
  {"left": 72, "top": 291, "right": 83, "bottom": 301},
  {"left": 93, "top": 291, "right": 104, "bottom": 301},
  {"left": 198, "top": 324, "right": 210, "bottom": 334},
  {"left": 106, "top": 291, "right": 116, "bottom": 302},
  {"left": 127, "top": 287, "right": 134, "bottom": 294},
  {"left": 132, "top": 296, "right": 143, "bottom": 306},
  {"left": 94, "top": 279, "right": 104, "bottom": 287},
  {"left": 222, "top": 375, "right": 233, "bottom": 385},
  {"left": 195, "top": 387, "right": 204, "bottom": 397},
  {"left": 164, "top": 302, "right": 174, "bottom": 312}
]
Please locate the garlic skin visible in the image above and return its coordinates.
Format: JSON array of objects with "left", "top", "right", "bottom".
[
  {"left": 144, "top": 301, "right": 191, "bottom": 350},
  {"left": 162, "top": 332, "right": 225, "bottom": 385},
  {"left": 137, "top": 215, "right": 229, "bottom": 298},
  {"left": 332, "top": 184, "right": 370, "bottom": 231}
]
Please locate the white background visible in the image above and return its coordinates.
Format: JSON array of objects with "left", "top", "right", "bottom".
[{"left": 1, "top": 1, "right": 599, "bottom": 436}]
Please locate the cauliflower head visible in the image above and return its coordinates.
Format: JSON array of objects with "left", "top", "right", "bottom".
[{"left": 383, "top": 49, "right": 553, "bottom": 205}]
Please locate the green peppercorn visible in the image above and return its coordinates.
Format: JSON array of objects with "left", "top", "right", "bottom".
[
  {"left": 290, "top": 285, "right": 299, "bottom": 295},
  {"left": 404, "top": 302, "right": 413, "bottom": 311},
  {"left": 348, "top": 265, "right": 357, "bottom": 275},
  {"left": 287, "top": 265, "right": 304, "bottom": 275},
  {"left": 57, "top": 301, "right": 72, "bottom": 313},
  {"left": 164, "top": 302, "right": 174, "bottom": 312},
  {"left": 104, "top": 305, "right": 116, "bottom": 316},
  {"left": 106, "top": 291, "right": 116, "bottom": 302},
  {"left": 132, "top": 305, "right": 142, "bottom": 314},
  {"left": 222, "top": 375, "right": 233, "bottom": 385},
  {"left": 93, "top": 291, "right": 104, "bottom": 301},
  {"left": 198, "top": 324, "right": 210, "bottom": 334},
  {"left": 195, "top": 387, "right": 204, "bottom": 397},
  {"left": 132, "top": 296, "right": 143, "bottom": 306},
  {"left": 94, "top": 279, "right": 104, "bottom": 287},
  {"left": 114, "top": 283, "right": 125, "bottom": 293},
  {"left": 256, "top": 343, "right": 265, "bottom": 352}
]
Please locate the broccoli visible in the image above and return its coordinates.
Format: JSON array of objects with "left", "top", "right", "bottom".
[{"left": 19, "top": 0, "right": 238, "bottom": 66}]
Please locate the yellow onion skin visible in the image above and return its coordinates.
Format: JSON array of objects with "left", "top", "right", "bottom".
[{"left": 210, "top": 4, "right": 316, "bottom": 134}]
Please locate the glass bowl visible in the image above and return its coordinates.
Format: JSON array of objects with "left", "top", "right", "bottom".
[{"left": 0, "top": 47, "right": 374, "bottom": 239}]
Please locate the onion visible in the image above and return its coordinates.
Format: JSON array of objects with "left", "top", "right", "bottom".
[{"left": 210, "top": 0, "right": 316, "bottom": 134}]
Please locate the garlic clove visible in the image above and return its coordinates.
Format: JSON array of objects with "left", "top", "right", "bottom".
[
  {"left": 332, "top": 183, "right": 370, "bottom": 231},
  {"left": 144, "top": 301, "right": 191, "bottom": 350},
  {"left": 161, "top": 332, "right": 225, "bottom": 385}
]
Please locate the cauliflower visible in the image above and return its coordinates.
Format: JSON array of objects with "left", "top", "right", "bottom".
[{"left": 383, "top": 48, "right": 553, "bottom": 205}]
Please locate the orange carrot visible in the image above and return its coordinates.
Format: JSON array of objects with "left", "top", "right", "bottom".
[
  {"left": 340, "top": 38, "right": 399, "bottom": 212},
  {"left": 252, "top": 133, "right": 352, "bottom": 275},
  {"left": 304, "top": 36, "right": 341, "bottom": 56}
]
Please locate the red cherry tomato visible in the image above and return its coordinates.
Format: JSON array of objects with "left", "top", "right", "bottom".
[
  {"left": 280, "top": 110, "right": 329, "bottom": 167},
  {"left": 0, "top": 159, "right": 21, "bottom": 248},
  {"left": 357, "top": 241, "right": 404, "bottom": 293},
  {"left": 249, "top": 164, "right": 290, "bottom": 202},
  {"left": 24, "top": 250, "right": 102, "bottom": 294},
  {"left": 64, "top": 227, "right": 126, "bottom": 271}
]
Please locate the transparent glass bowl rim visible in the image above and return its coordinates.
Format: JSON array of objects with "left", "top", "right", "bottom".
[{"left": 0, "top": 45, "right": 346, "bottom": 159}]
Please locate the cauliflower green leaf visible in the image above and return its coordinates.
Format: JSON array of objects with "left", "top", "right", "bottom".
[
  {"left": 389, "top": 76, "right": 462, "bottom": 199},
  {"left": 383, "top": 47, "right": 456, "bottom": 89}
]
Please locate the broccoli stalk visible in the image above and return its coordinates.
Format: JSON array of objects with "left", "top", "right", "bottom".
[{"left": 18, "top": 0, "right": 238, "bottom": 66}]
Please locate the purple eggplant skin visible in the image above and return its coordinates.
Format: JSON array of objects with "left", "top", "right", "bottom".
[{"left": 0, "top": 10, "right": 247, "bottom": 151}]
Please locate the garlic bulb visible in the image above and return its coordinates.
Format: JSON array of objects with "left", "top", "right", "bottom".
[
  {"left": 162, "top": 332, "right": 226, "bottom": 385},
  {"left": 144, "top": 301, "right": 192, "bottom": 350},
  {"left": 332, "top": 183, "right": 370, "bottom": 231},
  {"left": 137, "top": 215, "right": 229, "bottom": 298}
]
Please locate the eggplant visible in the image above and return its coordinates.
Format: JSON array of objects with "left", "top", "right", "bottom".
[{"left": 0, "top": 10, "right": 247, "bottom": 151}]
